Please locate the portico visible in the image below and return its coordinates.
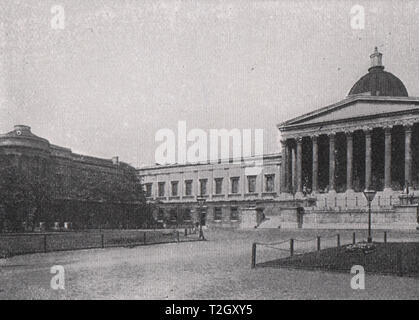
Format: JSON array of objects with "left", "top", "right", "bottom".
[
  {"left": 280, "top": 113, "right": 419, "bottom": 196},
  {"left": 276, "top": 48, "right": 419, "bottom": 230},
  {"left": 279, "top": 49, "right": 419, "bottom": 198}
]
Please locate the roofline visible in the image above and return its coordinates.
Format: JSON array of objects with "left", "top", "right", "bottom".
[
  {"left": 136, "top": 153, "right": 281, "bottom": 172},
  {"left": 277, "top": 95, "right": 419, "bottom": 130}
]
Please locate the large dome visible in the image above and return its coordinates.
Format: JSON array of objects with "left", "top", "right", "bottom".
[{"left": 348, "top": 48, "right": 408, "bottom": 97}]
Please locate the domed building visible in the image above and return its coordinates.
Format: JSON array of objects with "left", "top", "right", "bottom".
[
  {"left": 277, "top": 48, "right": 419, "bottom": 229},
  {"left": 138, "top": 48, "right": 419, "bottom": 231}
]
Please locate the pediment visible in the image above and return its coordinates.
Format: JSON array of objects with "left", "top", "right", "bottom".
[{"left": 279, "top": 96, "right": 419, "bottom": 130}]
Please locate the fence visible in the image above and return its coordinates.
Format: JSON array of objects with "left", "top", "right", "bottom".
[
  {"left": 251, "top": 231, "right": 390, "bottom": 268},
  {"left": 0, "top": 227, "right": 201, "bottom": 257},
  {"left": 251, "top": 230, "right": 419, "bottom": 277},
  {"left": 315, "top": 196, "right": 399, "bottom": 210}
]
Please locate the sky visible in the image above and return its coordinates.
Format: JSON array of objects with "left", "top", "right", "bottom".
[{"left": 1, "top": 0, "right": 418, "bottom": 167}]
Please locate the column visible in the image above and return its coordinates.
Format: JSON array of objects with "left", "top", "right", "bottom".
[
  {"left": 280, "top": 140, "right": 288, "bottom": 193},
  {"left": 346, "top": 131, "right": 353, "bottom": 191},
  {"left": 384, "top": 127, "right": 392, "bottom": 190},
  {"left": 296, "top": 137, "right": 303, "bottom": 193},
  {"left": 365, "top": 129, "right": 372, "bottom": 190},
  {"left": 286, "top": 144, "right": 291, "bottom": 192},
  {"left": 291, "top": 144, "right": 296, "bottom": 192},
  {"left": 312, "top": 135, "right": 318, "bottom": 193},
  {"left": 405, "top": 124, "right": 412, "bottom": 186},
  {"left": 329, "top": 133, "right": 335, "bottom": 191}
]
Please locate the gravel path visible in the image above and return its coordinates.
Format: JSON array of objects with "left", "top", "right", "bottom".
[{"left": 0, "top": 229, "right": 418, "bottom": 299}]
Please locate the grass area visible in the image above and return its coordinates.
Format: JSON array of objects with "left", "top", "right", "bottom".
[
  {"left": 0, "top": 228, "right": 200, "bottom": 257},
  {"left": 258, "top": 242, "right": 419, "bottom": 278}
]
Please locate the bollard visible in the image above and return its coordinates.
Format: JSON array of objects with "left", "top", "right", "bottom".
[
  {"left": 44, "top": 234, "right": 48, "bottom": 253},
  {"left": 317, "top": 236, "right": 321, "bottom": 251},
  {"left": 176, "top": 231, "right": 180, "bottom": 242},
  {"left": 101, "top": 234, "right": 104, "bottom": 249},
  {"left": 143, "top": 232, "right": 146, "bottom": 245},
  {"left": 384, "top": 231, "right": 387, "bottom": 244},
  {"left": 352, "top": 232, "right": 356, "bottom": 244},
  {"left": 397, "top": 250, "right": 403, "bottom": 276},
  {"left": 184, "top": 228, "right": 187, "bottom": 237},
  {"left": 290, "top": 239, "right": 294, "bottom": 257},
  {"left": 251, "top": 243, "right": 257, "bottom": 269},
  {"left": 337, "top": 234, "right": 340, "bottom": 247}
]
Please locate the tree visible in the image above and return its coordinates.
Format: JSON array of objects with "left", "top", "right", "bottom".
[{"left": 0, "top": 165, "right": 52, "bottom": 232}]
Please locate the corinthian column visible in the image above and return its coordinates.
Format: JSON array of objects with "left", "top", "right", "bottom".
[
  {"left": 280, "top": 139, "right": 288, "bottom": 193},
  {"left": 384, "top": 126, "right": 392, "bottom": 191},
  {"left": 405, "top": 124, "right": 412, "bottom": 186},
  {"left": 365, "top": 129, "right": 372, "bottom": 190},
  {"left": 296, "top": 137, "right": 303, "bottom": 194},
  {"left": 312, "top": 135, "right": 318, "bottom": 193},
  {"left": 346, "top": 131, "right": 353, "bottom": 192},
  {"left": 328, "top": 133, "right": 335, "bottom": 191}
]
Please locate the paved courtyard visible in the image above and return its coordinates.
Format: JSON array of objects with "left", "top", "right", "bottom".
[{"left": 0, "top": 229, "right": 418, "bottom": 299}]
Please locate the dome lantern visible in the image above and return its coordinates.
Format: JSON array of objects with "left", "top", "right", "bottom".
[{"left": 369, "top": 47, "right": 384, "bottom": 71}]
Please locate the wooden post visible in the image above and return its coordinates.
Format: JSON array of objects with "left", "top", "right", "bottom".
[
  {"left": 290, "top": 239, "right": 294, "bottom": 257},
  {"left": 101, "top": 234, "right": 104, "bottom": 249},
  {"left": 352, "top": 232, "right": 356, "bottom": 244},
  {"left": 44, "top": 234, "right": 47, "bottom": 253},
  {"left": 397, "top": 250, "right": 403, "bottom": 276},
  {"left": 317, "top": 236, "right": 321, "bottom": 251},
  {"left": 337, "top": 234, "right": 340, "bottom": 247},
  {"left": 251, "top": 243, "right": 257, "bottom": 269},
  {"left": 384, "top": 231, "right": 387, "bottom": 243},
  {"left": 176, "top": 231, "right": 180, "bottom": 242},
  {"left": 143, "top": 232, "right": 146, "bottom": 245}
]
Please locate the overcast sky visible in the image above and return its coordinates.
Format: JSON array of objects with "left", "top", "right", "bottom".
[{"left": 1, "top": 0, "right": 418, "bottom": 166}]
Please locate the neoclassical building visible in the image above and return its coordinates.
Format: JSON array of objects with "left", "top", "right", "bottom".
[
  {"left": 277, "top": 48, "right": 418, "bottom": 229},
  {"left": 140, "top": 48, "right": 419, "bottom": 230},
  {"left": 138, "top": 154, "right": 280, "bottom": 228}
]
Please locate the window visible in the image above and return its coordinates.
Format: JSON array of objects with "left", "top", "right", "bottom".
[
  {"left": 158, "top": 182, "right": 165, "bottom": 197},
  {"left": 265, "top": 174, "right": 275, "bottom": 192},
  {"left": 169, "top": 209, "right": 177, "bottom": 222},
  {"left": 171, "top": 181, "right": 178, "bottom": 196},
  {"left": 247, "top": 175, "right": 257, "bottom": 193},
  {"left": 157, "top": 209, "right": 165, "bottom": 221},
  {"left": 230, "top": 207, "right": 239, "bottom": 221},
  {"left": 185, "top": 180, "right": 193, "bottom": 196},
  {"left": 231, "top": 177, "right": 239, "bottom": 194},
  {"left": 215, "top": 178, "right": 223, "bottom": 194},
  {"left": 199, "top": 179, "right": 208, "bottom": 195},
  {"left": 214, "top": 207, "right": 222, "bottom": 221},
  {"left": 183, "top": 208, "right": 191, "bottom": 221},
  {"left": 145, "top": 183, "right": 152, "bottom": 197}
]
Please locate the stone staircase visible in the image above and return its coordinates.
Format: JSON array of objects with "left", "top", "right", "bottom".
[{"left": 257, "top": 215, "right": 283, "bottom": 229}]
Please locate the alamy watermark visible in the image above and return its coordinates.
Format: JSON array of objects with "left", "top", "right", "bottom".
[
  {"left": 50, "top": 265, "right": 65, "bottom": 290},
  {"left": 155, "top": 121, "right": 264, "bottom": 174}
]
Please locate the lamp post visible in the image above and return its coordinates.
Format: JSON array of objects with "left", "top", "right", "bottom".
[
  {"left": 196, "top": 194, "right": 206, "bottom": 240},
  {"left": 363, "top": 189, "right": 377, "bottom": 243}
]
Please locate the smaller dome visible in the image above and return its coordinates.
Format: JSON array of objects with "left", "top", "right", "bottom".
[{"left": 348, "top": 48, "right": 408, "bottom": 97}]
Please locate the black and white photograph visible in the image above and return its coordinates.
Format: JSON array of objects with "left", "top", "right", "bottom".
[{"left": 0, "top": 0, "right": 418, "bottom": 304}]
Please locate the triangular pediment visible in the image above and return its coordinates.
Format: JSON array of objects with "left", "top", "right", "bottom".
[{"left": 279, "top": 96, "right": 419, "bottom": 130}]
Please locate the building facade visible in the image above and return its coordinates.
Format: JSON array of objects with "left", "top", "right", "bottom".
[
  {"left": 138, "top": 154, "right": 280, "bottom": 228},
  {"left": 139, "top": 49, "right": 419, "bottom": 230},
  {"left": 0, "top": 125, "right": 142, "bottom": 232}
]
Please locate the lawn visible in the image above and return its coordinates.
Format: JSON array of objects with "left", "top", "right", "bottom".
[{"left": 258, "top": 242, "right": 419, "bottom": 278}]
